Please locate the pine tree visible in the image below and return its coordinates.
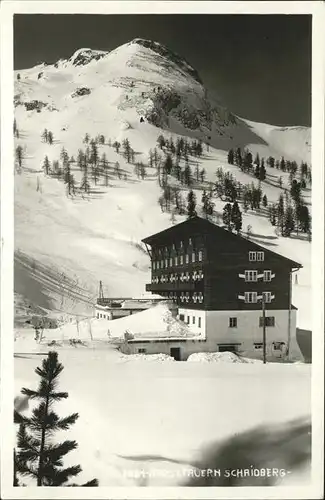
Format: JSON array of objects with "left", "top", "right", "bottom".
[
  {"left": 262, "top": 194, "right": 268, "bottom": 207},
  {"left": 41, "top": 129, "right": 48, "bottom": 143},
  {"left": 187, "top": 190, "right": 197, "bottom": 218},
  {"left": 283, "top": 205, "right": 295, "bottom": 237},
  {"left": 114, "top": 161, "right": 121, "bottom": 178},
  {"left": 14, "top": 352, "right": 98, "bottom": 486},
  {"left": 164, "top": 154, "right": 173, "bottom": 175},
  {"left": 77, "top": 150, "right": 84, "bottom": 170},
  {"left": 277, "top": 194, "right": 285, "bottom": 235},
  {"left": 112, "top": 141, "right": 121, "bottom": 154},
  {"left": 83, "top": 133, "right": 90, "bottom": 144},
  {"left": 227, "top": 149, "right": 234, "bottom": 165},
  {"left": 231, "top": 201, "right": 242, "bottom": 233},
  {"left": 80, "top": 165, "right": 90, "bottom": 194},
  {"left": 222, "top": 203, "right": 232, "bottom": 231},
  {"left": 183, "top": 164, "right": 192, "bottom": 187},
  {"left": 90, "top": 140, "right": 99, "bottom": 166},
  {"left": 48, "top": 131, "right": 54, "bottom": 145},
  {"left": 157, "top": 134, "right": 166, "bottom": 149},
  {"left": 202, "top": 190, "right": 214, "bottom": 218},
  {"left": 254, "top": 153, "right": 260, "bottom": 168},
  {"left": 15, "top": 145, "right": 24, "bottom": 173},
  {"left": 42, "top": 156, "right": 51, "bottom": 176},
  {"left": 200, "top": 168, "right": 206, "bottom": 183},
  {"left": 259, "top": 163, "right": 266, "bottom": 181}
]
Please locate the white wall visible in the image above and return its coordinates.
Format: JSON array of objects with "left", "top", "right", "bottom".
[
  {"left": 205, "top": 309, "right": 302, "bottom": 361},
  {"left": 178, "top": 308, "right": 206, "bottom": 336}
]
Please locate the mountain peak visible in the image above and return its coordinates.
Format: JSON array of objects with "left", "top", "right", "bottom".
[
  {"left": 129, "top": 38, "right": 203, "bottom": 84},
  {"left": 68, "top": 48, "right": 109, "bottom": 66}
]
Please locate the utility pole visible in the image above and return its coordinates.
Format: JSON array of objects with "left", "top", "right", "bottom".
[
  {"left": 262, "top": 293, "right": 266, "bottom": 364},
  {"left": 287, "top": 270, "right": 293, "bottom": 360}
]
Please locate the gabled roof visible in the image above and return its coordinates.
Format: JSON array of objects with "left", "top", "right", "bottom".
[{"left": 142, "top": 216, "right": 302, "bottom": 270}]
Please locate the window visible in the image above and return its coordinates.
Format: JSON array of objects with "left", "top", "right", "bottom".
[
  {"left": 273, "top": 341, "right": 285, "bottom": 351},
  {"left": 169, "top": 258, "right": 173, "bottom": 267},
  {"left": 198, "top": 317, "right": 201, "bottom": 328},
  {"left": 254, "top": 343, "right": 263, "bottom": 349},
  {"left": 257, "top": 252, "right": 265, "bottom": 262},
  {"left": 249, "top": 251, "right": 257, "bottom": 261},
  {"left": 180, "top": 255, "right": 184, "bottom": 265},
  {"left": 138, "top": 348, "right": 146, "bottom": 354},
  {"left": 174, "top": 256, "right": 178, "bottom": 266},
  {"left": 259, "top": 316, "right": 275, "bottom": 327},
  {"left": 262, "top": 291, "right": 272, "bottom": 303},
  {"left": 187, "top": 316, "right": 190, "bottom": 324},
  {"left": 189, "top": 238, "right": 192, "bottom": 245},
  {"left": 179, "top": 314, "right": 185, "bottom": 321},
  {"left": 218, "top": 344, "right": 238, "bottom": 353},
  {"left": 229, "top": 317, "right": 237, "bottom": 328},
  {"left": 185, "top": 254, "right": 189, "bottom": 264},
  {"left": 192, "top": 252, "right": 196, "bottom": 263},
  {"left": 97, "top": 313, "right": 99, "bottom": 318},
  {"left": 245, "top": 270, "right": 258, "bottom": 282},
  {"left": 192, "top": 316, "right": 196, "bottom": 324},
  {"left": 180, "top": 240, "right": 183, "bottom": 248},
  {"left": 160, "top": 260, "right": 164, "bottom": 268},
  {"left": 165, "top": 259, "right": 168, "bottom": 268},
  {"left": 264, "top": 270, "right": 272, "bottom": 282},
  {"left": 245, "top": 292, "right": 258, "bottom": 303},
  {"left": 198, "top": 250, "right": 203, "bottom": 261}
]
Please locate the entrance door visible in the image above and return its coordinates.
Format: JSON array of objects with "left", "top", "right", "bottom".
[{"left": 170, "top": 347, "right": 181, "bottom": 361}]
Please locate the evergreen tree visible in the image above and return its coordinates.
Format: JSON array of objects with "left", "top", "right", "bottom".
[
  {"left": 114, "top": 161, "right": 121, "bottom": 178},
  {"left": 187, "top": 190, "right": 197, "bottom": 218},
  {"left": 227, "top": 149, "right": 234, "bottom": 165},
  {"left": 259, "top": 163, "right": 266, "bottom": 181},
  {"left": 77, "top": 150, "right": 84, "bottom": 170},
  {"left": 90, "top": 140, "right": 99, "bottom": 166},
  {"left": 157, "top": 135, "right": 166, "bottom": 149},
  {"left": 254, "top": 153, "right": 260, "bottom": 167},
  {"left": 83, "top": 133, "right": 90, "bottom": 144},
  {"left": 283, "top": 205, "right": 295, "bottom": 237},
  {"left": 231, "top": 201, "right": 242, "bottom": 233},
  {"left": 201, "top": 190, "right": 214, "bottom": 218},
  {"left": 222, "top": 203, "right": 232, "bottom": 231},
  {"left": 277, "top": 194, "right": 285, "bottom": 235},
  {"left": 235, "top": 147, "right": 242, "bottom": 167},
  {"left": 243, "top": 150, "right": 253, "bottom": 172},
  {"left": 164, "top": 154, "right": 173, "bottom": 175},
  {"left": 200, "top": 168, "right": 206, "bottom": 183},
  {"left": 280, "top": 156, "right": 286, "bottom": 171},
  {"left": 112, "top": 141, "right": 121, "bottom": 154},
  {"left": 183, "top": 164, "right": 192, "bottom": 187},
  {"left": 15, "top": 145, "right": 24, "bottom": 172},
  {"left": 41, "top": 129, "right": 48, "bottom": 143},
  {"left": 47, "top": 131, "right": 54, "bottom": 145},
  {"left": 262, "top": 194, "right": 268, "bottom": 207},
  {"left": 14, "top": 352, "right": 98, "bottom": 486},
  {"left": 80, "top": 165, "right": 90, "bottom": 194},
  {"left": 268, "top": 204, "right": 277, "bottom": 226},
  {"left": 42, "top": 156, "right": 51, "bottom": 176},
  {"left": 122, "top": 138, "right": 132, "bottom": 163}
]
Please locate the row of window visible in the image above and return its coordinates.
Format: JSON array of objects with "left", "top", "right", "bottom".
[
  {"left": 243, "top": 270, "right": 273, "bottom": 282},
  {"left": 229, "top": 316, "right": 275, "bottom": 328},
  {"left": 137, "top": 341, "right": 284, "bottom": 355},
  {"left": 249, "top": 251, "right": 265, "bottom": 262},
  {"left": 240, "top": 291, "right": 274, "bottom": 303},
  {"left": 152, "top": 250, "right": 203, "bottom": 270},
  {"left": 152, "top": 270, "right": 204, "bottom": 284},
  {"left": 179, "top": 313, "right": 202, "bottom": 328}
]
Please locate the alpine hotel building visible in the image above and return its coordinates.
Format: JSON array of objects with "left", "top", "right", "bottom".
[{"left": 141, "top": 216, "right": 303, "bottom": 361}]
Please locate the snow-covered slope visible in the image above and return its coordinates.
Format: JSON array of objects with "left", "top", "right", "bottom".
[{"left": 13, "top": 38, "right": 312, "bottom": 328}]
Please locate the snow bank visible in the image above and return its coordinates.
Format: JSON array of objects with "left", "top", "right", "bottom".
[
  {"left": 187, "top": 351, "right": 261, "bottom": 364},
  {"left": 119, "top": 353, "right": 175, "bottom": 362}
]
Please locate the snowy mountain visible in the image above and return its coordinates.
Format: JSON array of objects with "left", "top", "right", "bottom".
[{"left": 13, "top": 38, "right": 311, "bottom": 328}]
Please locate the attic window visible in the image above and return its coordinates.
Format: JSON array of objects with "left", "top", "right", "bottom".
[
  {"left": 189, "top": 238, "right": 192, "bottom": 245},
  {"left": 249, "top": 251, "right": 257, "bottom": 262}
]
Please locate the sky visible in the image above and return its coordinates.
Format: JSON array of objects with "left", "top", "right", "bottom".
[{"left": 14, "top": 14, "right": 311, "bottom": 127}]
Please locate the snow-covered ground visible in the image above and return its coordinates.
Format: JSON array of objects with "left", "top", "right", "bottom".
[{"left": 15, "top": 348, "right": 311, "bottom": 487}]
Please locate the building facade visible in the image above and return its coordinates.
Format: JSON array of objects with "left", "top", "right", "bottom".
[{"left": 142, "top": 216, "right": 303, "bottom": 361}]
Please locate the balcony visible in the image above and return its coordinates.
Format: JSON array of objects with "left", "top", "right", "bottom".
[{"left": 146, "top": 282, "right": 195, "bottom": 292}]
